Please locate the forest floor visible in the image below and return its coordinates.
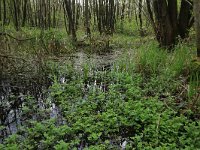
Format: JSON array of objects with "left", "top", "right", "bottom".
[{"left": 0, "top": 28, "right": 200, "bottom": 149}]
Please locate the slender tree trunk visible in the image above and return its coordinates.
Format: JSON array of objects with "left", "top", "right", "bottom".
[
  {"left": 75, "top": 2, "right": 80, "bottom": 30},
  {"left": 194, "top": 0, "right": 200, "bottom": 58},
  {"left": 168, "top": 0, "right": 178, "bottom": 38},
  {"left": 127, "top": 0, "right": 131, "bottom": 22},
  {"left": 13, "top": 0, "right": 20, "bottom": 31},
  {"left": 84, "top": 0, "right": 91, "bottom": 37},
  {"left": 48, "top": 0, "right": 51, "bottom": 29},
  {"left": 22, "top": 0, "right": 28, "bottom": 27},
  {"left": 146, "top": 0, "right": 156, "bottom": 33},
  {"left": 3, "top": 0, "right": 6, "bottom": 25},
  {"left": 178, "top": 0, "right": 193, "bottom": 38},
  {"left": 52, "top": 4, "right": 56, "bottom": 28},
  {"left": 120, "top": 0, "right": 125, "bottom": 31},
  {"left": 0, "top": 0, "right": 2, "bottom": 22},
  {"left": 28, "top": 0, "right": 34, "bottom": 27},
  {"left": 63, "top": 0, "right": 77, "bottom": 43},
  {"left": 109, "top": 0, "right": 115, "bottom": 34},
  {"left": 138, "top": 0, "right": 144, "bottom": 35},
  {"left": 153, "top": 0, "right": 174, "bottom": 47}
]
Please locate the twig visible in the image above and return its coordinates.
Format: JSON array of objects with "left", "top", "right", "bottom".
[
  {"left": 155, "top": 113, "right": 161, "bottom": 146},
  {"left": 164, "top": 100, "right": 176, "bottom": 113}
]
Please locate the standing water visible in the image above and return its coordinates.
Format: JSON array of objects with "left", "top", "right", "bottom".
[{"left": 0, "top": 50, "right": 121, "bottom": 142}]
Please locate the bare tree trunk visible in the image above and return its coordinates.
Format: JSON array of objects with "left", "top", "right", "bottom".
[
  {"left": 138, "top": 0, "right": 144, "bottom": 35},
  {"left": 95, "top": 0, "right": 115, "bottom": 35},
  {"left": 146, "top": 0, "right": 194, "bottom": 48},
  {"left": 109, "top": 0, "right": 115, "bottom": 34},
  {"left": 63, "top": 0, "right": 77, "bottom": 43},
  {"left": 146, "top": 0, "right": 156, "bottom": 33},
  {"left": 152, "top": 0, "right": 174, "bottom": 47},
  {"left": 0, "top": 0, "right": 2, "bottom": 22},
  {"left": 3, "top": 0, "right": 7, "bottom": 25},
  {"left": 127, "top": 0, "right": 131, "bottom": 22},
  {"left": 120, "top": 0, "right": 125, "bottom": 32},
  {"left": 178, "top": 0, "right": 193, "bottom": 39},
  {"left": 84, "top": 0, "right": 91, "bottom": 37},
  {"left": 22, "top": 0, "right": 28, "bottom": 27},
  {"left": 52, "top": 4, "right": 56, "bottom": 28},
  {"left": 27, "top": 0, "right": 34, "bottom": 27},
  {"left": 168, "top": 0, "right": 178, "bottom": 38},
  {"left": 13, "top": 0, "right": 20, "bottom": 31},
  {"left": 194, "top": 0, "right": 200, "bottom": 58},
  {"left": 47, "top": 0, "right": 51, "bottom": 29}
]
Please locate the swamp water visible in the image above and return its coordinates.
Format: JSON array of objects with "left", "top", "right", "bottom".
[{"left": 0, "top": 51, "right": 121, "bottom": 142}]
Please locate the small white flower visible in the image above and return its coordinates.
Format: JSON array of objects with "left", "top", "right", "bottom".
[
  {"left": 60, "top": 77, "right": 65, "bottom": 84},
  {"left": 121, "top": 140, "right": 127, "bottom": 150}
]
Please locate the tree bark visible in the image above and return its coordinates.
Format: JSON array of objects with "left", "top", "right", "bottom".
[
  {"left": 22, "top": 0, "right": 28, "bottom": 27},
  {"left": 3, "top": 0, "right": 7, "bottom": 25},
  {"left": 146, "top": 0, "right": 194, "bottom": 48},
  {"left": 0, "top": 0, "right": 2, "bottom": 22},
  {"left": 168, "top": 0, "right": 178, "bottom": 37},
  {"left": 63, "top": 0, "right": 77, "bottom": 43},
  {"left": 152, "top": 0, "right": 174, "bottom": 47},
  {"left": 138, "top": 0, "right": 144, "bottom": 36},
  {"left": 13, "top": 0, "right": 20, "bottom": 31},
  {"left": 194, "top": 0, "right": 200, "bottom": 58},
  {"left": 84, "top": 0, "right": 91, "bottom": 37},
  {"left": 178, "top": 0, "right": 193, "bottom": 39}
]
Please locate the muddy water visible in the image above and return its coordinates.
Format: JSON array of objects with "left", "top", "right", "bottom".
[
  {"left": 0, "top": 51, "right": 121, "bottom": 142},
  {"left": 72, "top": 51, "right": 121, "bottom": 69}
]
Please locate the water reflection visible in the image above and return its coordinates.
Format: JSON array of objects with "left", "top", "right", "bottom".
[{"left": 0, "top": 50, "right": 120, "bottom": 142}]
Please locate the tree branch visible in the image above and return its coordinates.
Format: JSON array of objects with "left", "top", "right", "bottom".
[{"left": 0, "top": 32, "right": 35, "bottom": 41}]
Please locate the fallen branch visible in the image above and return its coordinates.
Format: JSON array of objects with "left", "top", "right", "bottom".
[
  {"left": 0, "top": 54, "right": 26, "bottom": 62},
  {"left": 0, "top": 32, "right": 35, "bottom": 41}
]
